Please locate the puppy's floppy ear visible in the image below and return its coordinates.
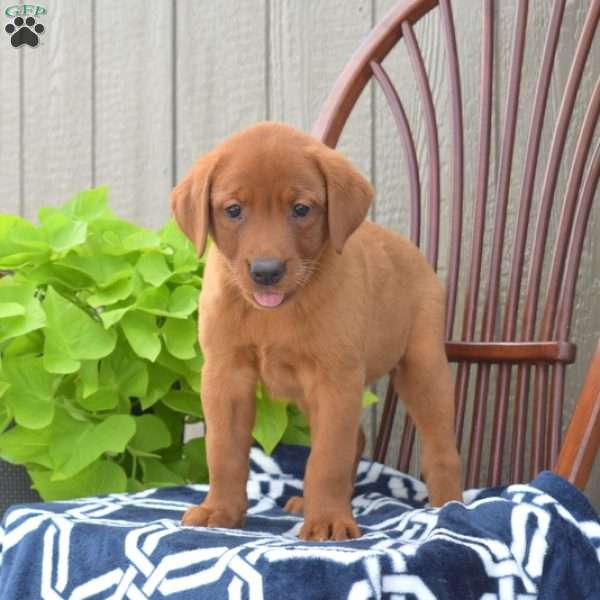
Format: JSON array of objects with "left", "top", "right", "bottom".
[
  {"left": 310, "top": 145, "right": 374, "bottom": 253},
  {"left": 170, "top": 153, "right": 217, "bottom": 257}
]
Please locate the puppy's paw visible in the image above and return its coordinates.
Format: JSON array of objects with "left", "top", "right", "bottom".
[
  {"left": 181, "top": 503, "right": 245, "bottom": 529},
  {"left": 425, "top": 452, "right": 463, "bottom": 506},
  {"left": 299, "top": 512, "right": 361, "bottom": 541},
  {"left": 283, "top": 496, "right": 304, "bottom": 514}
]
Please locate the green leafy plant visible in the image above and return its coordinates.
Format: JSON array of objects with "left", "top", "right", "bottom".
[{"left": 0, "top": 188, "right": 377, "bottom": 501}]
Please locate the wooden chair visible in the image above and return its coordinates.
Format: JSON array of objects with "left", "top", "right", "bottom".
[{"left": 312, "top": 0, "right": 600, "bottom": 490}]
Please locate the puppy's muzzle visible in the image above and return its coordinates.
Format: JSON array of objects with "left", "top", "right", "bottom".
[{"left": 249, "top": 258, "right": 286, "bottom": 286}]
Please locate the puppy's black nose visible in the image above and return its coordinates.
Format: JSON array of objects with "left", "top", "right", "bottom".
[{"left": 249, "top": 258, "right": 286, "bottom": 286}]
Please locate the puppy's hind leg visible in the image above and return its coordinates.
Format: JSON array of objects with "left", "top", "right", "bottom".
[
  {"left": 393, "top": 341, "right": 463, "bottom": 507},
  {"left": 283, "top": 427, "right": 366, "bottom": 514}
]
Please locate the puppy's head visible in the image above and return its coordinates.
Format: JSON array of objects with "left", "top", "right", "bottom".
[{"left": 171, "top": 122, "right": 373, "bottom": 309}]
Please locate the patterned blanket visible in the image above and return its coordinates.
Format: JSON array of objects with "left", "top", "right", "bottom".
[{"left": 1, "top": 444, "right": 599, "bottom": 599}]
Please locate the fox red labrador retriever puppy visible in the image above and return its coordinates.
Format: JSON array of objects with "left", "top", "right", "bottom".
[{"left": 171, "top": 122, "right": 462, "bottom": 541}]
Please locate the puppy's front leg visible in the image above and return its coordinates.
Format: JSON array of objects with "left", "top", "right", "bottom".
[
  {"left": 182, "top": 360, "right": 257, "bottom": 529},
  {"left": 300, "top": 376, "right": 363, "bottom": 541}
]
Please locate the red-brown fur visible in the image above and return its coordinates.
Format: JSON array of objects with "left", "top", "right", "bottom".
[{"left": 171, "top": 122, "right": 462, "bottom": 541}]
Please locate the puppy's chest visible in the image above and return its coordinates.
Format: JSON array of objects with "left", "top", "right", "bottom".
[{"left": 254, "top": 343, "right": 305, "bottom": 402}]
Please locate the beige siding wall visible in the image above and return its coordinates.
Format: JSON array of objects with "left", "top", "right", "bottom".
[{"left": 0, "top": 1, "right": 598, "bottom": 507}]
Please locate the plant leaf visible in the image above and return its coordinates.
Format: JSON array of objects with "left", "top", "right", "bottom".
[
  {"left": 87, "top": 278, "right": 133, "bottom": 307},
  {"left": 0, "top": 400, "right": 12, "bottom": 435},
  {"left": 78, "top": 388, "right": 119, "bottom": 411},
  {"left": 142, "top": 365, "right": 177, "bottom": 410},
  {"left": 0, "top": 214, "right": 49, "bottom": 268},
  {"left": 0, "top": 191, "right": 212, "bottom": 500},
  {"left": 253, "top": 385, "right": 288, "bottom": 455},
  {"left": 50, "top": 411, "right": 136, "bottom": 480},
  {"left": 42, "top": 287, "right": 117, "bottom": 373},
  {"left": 161, "top": 317, "right": 197, "bottom": 360},
  {"left": 41, "top": 212, "right": 88, "bottom": 253},
  {"left": 130, "top": 414, "right": 172, "bottom": 453},
  {"left": 99, "top": 303, "right": 134, "bottom": 328},
  {"left": 139, "top": 457, "right": 185, "bottom": 487},
  {"left": 122, "top": 230, "right": 161, "bottom": 251},
  {"left": 43, "top": 333, "right": 80, "bottom": 373},
  {"left": 87, "top": 218, "right": 161, "bottom": 256},
  {"left": 0, "top": 424, "right": 53, "bottom": 467},
  {"left": 156, "top": 350, "right": 201, "bottom": 392},
  {"left": 120, "top": 311, "right": 161, "bottom": 361},
  {"left": 79, "top": 360, "right": 99, "bottom": 398},
  {"left": 0, "top": 280, "right": 46, "bottom": 344},
  {"left": 152, "top": 402, "right": 184, "bottom": 455},
  {"left": 135, "top": 286, "right": 170, "bottom": 315},
  {"left": 159, "top": 219, "right": 196, "bottom": 254},
  {"left": 161, "top": 390, "right": 202, "bottom": 417},
  {"left": 30, "top": 460, "right": 127, "bottom": 501},
  {"left": 137, "top": 252, "right": 172, "bottom": 287},
  {"left": 59, "top": 187, "right": 112, "bottom": 222},
  {"left": 58, "top": 254, "right": 133, "bottom": 287},
  {"left": 362, "top": 388, "right": 379, "bottom": 407},
  {"left": 168, "top": 285, "right": 198, "bottom": 317},
  {"left": 280, "top": 404, "right": 311, "bottom": 447},
  {"left": 106, "top": 342, "right": 149, "bottom": 399},
  {"left": 184, "top": 354, "right": 203, "bottom": 373},
  {"left": 0, "top": 302, "right": 25, "bottom": 318},
  {"left": 25, "top": 262, "right": 96, "bottom": 290},
  {"left": 182, "top": 437, "right": 208, "bottom": 483},
  {"left": 38, "top": 187, "right": 112, "bottom": 224},
  {"left": 2, "top": 355, "right": 59, "bottom": 429},
  {"left": 2, "top": 330, "right": 43, "bottom": 357}
]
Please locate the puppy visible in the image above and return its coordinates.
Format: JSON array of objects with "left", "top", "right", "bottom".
[{"left": 171, "top": 122, "right": 462, "bottom": 541}]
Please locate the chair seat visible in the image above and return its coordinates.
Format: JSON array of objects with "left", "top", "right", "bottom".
[{"left": 1, "top": 444, "right": 598, "bottom": 599}]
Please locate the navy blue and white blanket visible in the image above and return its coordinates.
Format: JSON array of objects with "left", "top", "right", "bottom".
[{"left": 1, "top": 444, "right": 599, "bottom": 599}]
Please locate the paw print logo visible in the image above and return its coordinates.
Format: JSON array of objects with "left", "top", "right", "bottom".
[{"left": 5, "top": 16, "right": 45, "bottom": 48}]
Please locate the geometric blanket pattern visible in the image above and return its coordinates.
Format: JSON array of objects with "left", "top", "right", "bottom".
[{"left": 1, "top": 444, "right": 599, "bottom": 599}]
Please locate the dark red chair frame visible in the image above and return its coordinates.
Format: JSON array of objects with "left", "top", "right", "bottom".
[{"left": 312, "top": 0, "right": 600, "bottom": 489}]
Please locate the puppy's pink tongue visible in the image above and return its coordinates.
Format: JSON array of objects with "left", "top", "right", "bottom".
[{"left": 253, "top": 291, "right": 285, "bottom": 307}]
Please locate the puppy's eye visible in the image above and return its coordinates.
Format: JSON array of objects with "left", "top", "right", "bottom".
[
  {"left": 225, "top": 204, "right": 242, "bottom": 219},
  {"left": 293, "top": 203, "right": 311, "bottom": 218}
]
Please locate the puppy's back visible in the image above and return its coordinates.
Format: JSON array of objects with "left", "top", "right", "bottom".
[{"left": 344, "top": 220, "right": 446, "bottom": 381}]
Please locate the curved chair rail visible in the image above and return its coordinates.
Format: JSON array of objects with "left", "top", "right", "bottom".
[{"left": 313, "top": 0, "right": 600, "bottom": 489}]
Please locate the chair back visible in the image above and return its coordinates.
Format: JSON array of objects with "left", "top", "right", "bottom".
[{"left": 313, "top": 0, "right": 600, "bottom": 487}]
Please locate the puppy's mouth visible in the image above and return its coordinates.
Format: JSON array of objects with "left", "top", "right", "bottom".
[{"left": 252, "top": 290, "right": 286, "bottom": 308}]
